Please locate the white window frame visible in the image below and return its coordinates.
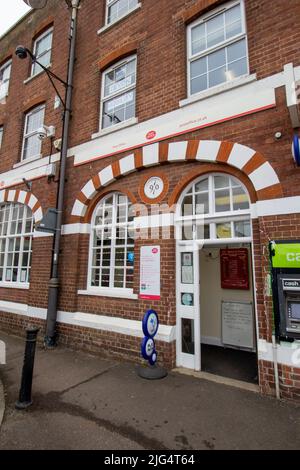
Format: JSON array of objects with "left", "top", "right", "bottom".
[
  {"left": 106, "top": 0, "right": 139, "bottom": 26},
  {"left": 0, "top": 203, "right": 34, "bottom": 288},
  {"left": 100, "top": 55, "right": 137, "bottom": 131},
  {"left": 176, "top": 173, "right": 252, "bottom": 244},
  {"left": 87, "top": 192, "right": 135, "bottom": 296},
  {"left": 21, "top": 104, "right": 45, "bottom": 162},
  {"left": 0, "top": 126, "right": 3, "bottom": 149},
  {"left": 31, "top": 27, "right": 53, "bottom": 77},
  {"left": 187, "top": 0, "right": 249, "bottom": 98},
  {"left": 0, "top": 59, "right": 12, "bottom": 101}
]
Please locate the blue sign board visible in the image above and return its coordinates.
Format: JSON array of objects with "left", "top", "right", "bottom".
[
  {"left": 141, "top": 309, "right": 159, "bottom": 366},
  {"left": 127, "top": 252, "right": 135, "bottom": 263},
  {"left": 292, "top": 135, "right": 300, "bottom": 166}
]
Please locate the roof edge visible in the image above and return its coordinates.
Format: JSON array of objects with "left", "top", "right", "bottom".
[{"left": 0, "top": 8, "right": 33, "bottom": 42}]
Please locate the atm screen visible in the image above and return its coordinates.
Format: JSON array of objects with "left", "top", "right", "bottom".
[{"left": 289, "top": 302, "right": 300, "bottom": 320}]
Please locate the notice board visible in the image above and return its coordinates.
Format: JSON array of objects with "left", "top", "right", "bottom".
[
  {"left": 222, "top": 301, "right": 254, "bottom": 350},
  {"left": 139, "top": 246, "right": 161, "bottom": 300},
  {"left": 220, "top": 248, "right": 249, "bottom": 290}
]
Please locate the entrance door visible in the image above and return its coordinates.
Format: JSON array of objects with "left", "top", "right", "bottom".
[{"left": 176, "top": 241, "right": 201, "bottom": 370}]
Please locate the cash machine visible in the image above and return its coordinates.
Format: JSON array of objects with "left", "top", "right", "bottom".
[{"left": 270, "top": 240, "right": 300, "bottom": 341}]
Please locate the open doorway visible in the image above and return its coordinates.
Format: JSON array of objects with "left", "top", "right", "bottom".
[{"left": 199, "top": 244, "right": 258, "bottom": 384}]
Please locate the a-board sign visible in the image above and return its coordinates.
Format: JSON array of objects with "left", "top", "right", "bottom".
[
  {"left": 220, "top": 248, "right": 249, "bottom": 290},
  {"left": 222, "top": 301, "right": 254, "bottom": 350}
]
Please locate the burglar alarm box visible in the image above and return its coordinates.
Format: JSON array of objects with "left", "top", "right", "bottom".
[{"left": 270, "top": 240, "right": 300, "bottom": 341}]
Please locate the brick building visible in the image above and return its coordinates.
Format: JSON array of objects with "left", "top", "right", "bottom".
[{"left": 0, "top": 0, "right": 300, "bottom": 401}]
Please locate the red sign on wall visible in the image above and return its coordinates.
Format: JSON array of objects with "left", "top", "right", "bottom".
[{"left": 220, "top": 248, "right": 249, "bottom": 290}]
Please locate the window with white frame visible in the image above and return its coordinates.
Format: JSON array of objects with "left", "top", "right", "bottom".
[
  {"left": 180, "top": 174, "right": 251, "bottom": 241},
  {"left": 101, "top": 56, "right": 136, "bottom": 130},
  {"left": 22, "top": 104, "right": 45, "bottom": 161},
  {"left": 0, "top": 59, "right": 12, "bottom": 101},
  {"left": 106, "top": 0, "right": 138, "bottom": 25},
  {"left": 0, "top": 126, "right": 3, "bottom": 149},
  {"left": 89, "top": 193, "right": 135, "bottom": 290},
  {"left": 0, "top": 203, "right": 34, "bottom": 284},
  {"left": 31, "top": 27, "right": 53, "bottom": 76},
  {"left": 187, "top": 0, "right": 248, "bottom": 96}
]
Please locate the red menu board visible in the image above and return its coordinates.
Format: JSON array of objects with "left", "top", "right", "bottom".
[{"left": 220, "top": 248, "right": 249, "bottom": 290}]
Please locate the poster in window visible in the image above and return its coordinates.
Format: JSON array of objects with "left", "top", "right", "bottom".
[
  {"left": 139, "top": 246, "right": 160, "bottom": 300},
  {"left": 220, "top": 248, "right": 249, "bottom": 290}
]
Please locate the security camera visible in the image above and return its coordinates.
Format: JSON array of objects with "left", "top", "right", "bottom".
[
  {"left": 37, "top": 125, "right": 56, "bottom": 140},
  {"left": 37, "top": 127, "right": 47, "bottom": 140}
]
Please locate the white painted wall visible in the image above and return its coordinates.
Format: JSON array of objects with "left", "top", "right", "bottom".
[{"left": 199, "top": 245, "right": 254, "bottom": 345}]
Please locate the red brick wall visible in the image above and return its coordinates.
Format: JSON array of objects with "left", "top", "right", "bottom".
[
  {"left": 259, "top": 360, "right": 300, "bottom": 401},
  {"left": 0, "top": 310, "right": 175, "bottom": 369}
]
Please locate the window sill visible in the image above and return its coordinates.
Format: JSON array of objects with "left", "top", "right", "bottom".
[
  {"left": 0, "top": 282, "right": 29, "bottom": 290},
  {"left": 97, "top": 3, "right": 142, "bottom": 35},
  {"left": 179, "top": 74, "right": 257, "bottom": 108},
  {"left": 91, "top": 117, "right": 138, "bottom": 139},
  {"left": 78, "top": 288, "right": 138, "bottom": 300},
  {"left": 13, "top": 154, "right": 42, "bottom": 169},
  {"left": 23, "top": 63, "right": 52, "bottom": 85}
]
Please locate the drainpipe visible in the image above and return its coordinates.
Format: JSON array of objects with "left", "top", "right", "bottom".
[
  {"left": 44, "top": 0, "right": 81, "bottom": 347},
  {"left": 272, "top": 334, "right": 280, "bottom": 399},
  {"left": 269, "top": 241, "right": 280, "bottom": 399}
]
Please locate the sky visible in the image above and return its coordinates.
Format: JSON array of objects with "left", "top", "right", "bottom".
[{"left": 0, "top": 0, "right": 31, "bottom": 37}]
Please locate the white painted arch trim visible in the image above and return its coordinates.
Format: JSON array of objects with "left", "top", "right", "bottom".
[
  {"left": 0, "top": 189, "right": 43, "bottom": 223},
  {"left": 71, "top": 140, "right": 280, "bottom": 219}
]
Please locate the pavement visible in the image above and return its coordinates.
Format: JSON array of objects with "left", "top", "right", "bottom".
[{"left": 0, "top": 329, "right": 299, "bottom": 450}]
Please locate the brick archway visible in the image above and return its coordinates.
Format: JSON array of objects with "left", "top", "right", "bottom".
[
  {"left": 71, "top": 140, "right": 283, "bottom": 222},
  {"left": 0, "top": 189, "right": 43, "bottom": 223}
]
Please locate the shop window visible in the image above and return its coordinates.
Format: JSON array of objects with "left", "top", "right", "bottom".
[
  {"left": 89, "top": 193, "right": 134, "bottom": 291},
  {"left": 0, "top": 203, "right": 34, "bottom": 285},
  {"left": 180, "top": 174, "right": 251, "bottom": 242},
  {"left": 0, "top": 59, "right": 12, "bottom": 101},
  {"left": 106, "top": 0, "right": 139, "bottom": 25},
  {"left": 21, "top": 104, "right": 45, "bottom": 161},
  {"left": 31, "top": 27, "right": 53, "bottom": 77},
  {"left": 0, "top": 126, "right": 3, "bottom": 149},
  {"left": 101, "top": 56, "right": 137, "bottom": 130},
  {"left": 187, "top": 0, "right": 248, "bottom": 96}
]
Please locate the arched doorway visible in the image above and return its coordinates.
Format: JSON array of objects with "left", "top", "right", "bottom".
[{"left": 175, "top": 173, "right": 258, "bottom": 384}]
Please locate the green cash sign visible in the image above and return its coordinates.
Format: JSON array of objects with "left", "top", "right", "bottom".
[{"left": 271, "top": 243, "right": 300, "bottom": 268}]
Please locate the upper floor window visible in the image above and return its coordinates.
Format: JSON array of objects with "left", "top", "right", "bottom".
[
  {"left": 0, "top": 203, "right": 34, "bottom": 285},
  {"left": 106, "top": 0, "right": 138, "bottom": 25},
  {"left": 0, "top": 59, "right": 12, "bottom": 101},
  {"left": 0, "top": 126, "right": 3, "bottom": 149},
  {"left": 31, "top": 27, "right": 53, "bottom": 77},
  {"left": 101, "top": 56, "right": 136, "bottom": 130},
  {"left": 89, "top": 193, "right": 134, "bottom": 291},
  {"left": 187, "top": 0, "right": 248, "bottom": 96},
  {"left": 21, "top": 104, "right": 45, "bottom": 161}
]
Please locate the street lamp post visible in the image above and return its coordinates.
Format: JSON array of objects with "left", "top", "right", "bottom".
[{"left": 17, "top": 0, "right": 81, "bottom": 346}]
